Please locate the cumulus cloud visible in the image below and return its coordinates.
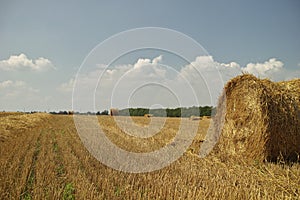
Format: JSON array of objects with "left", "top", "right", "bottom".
[
  {"left": 243, "top": 58, "right": 283, "bottom": 77},
  {"left": 220, "top": 62, "right": 241, "bottom": 69},
  {"left": 185, "top": 55, "right": 240, "bottom": 70},
  {"left": 131, "top": 56, "right": 166, "bottom": 79},
  {"left": 178, "top": 56, "right": 241, "bottom": 106},
  {"left": 183, "top": 56, "right": 300, "bottom": 83},
  {"left": 0, "top": 53, "right": 55, "bottom": 71},
  {"left": 179, "top": 55, "right": 241, "bottom": 79}
]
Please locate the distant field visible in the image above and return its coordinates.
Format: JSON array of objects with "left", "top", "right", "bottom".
[{"left": 0, "top": 113, "right": 299, "bottom": 199}]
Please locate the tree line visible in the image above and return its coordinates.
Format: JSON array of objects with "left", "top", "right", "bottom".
[
  {"left": 48, "top": 106, "right": 214, "bottom": 117},
  {"left": 49, "top": 110, "right": 109, "bottom": 115},
  {"left": 118, "top": 106, "right": 214, "bottom": 117}
]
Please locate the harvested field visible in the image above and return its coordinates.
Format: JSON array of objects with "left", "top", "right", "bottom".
[{"left": 0, "top": 113, "right": 299, "bottom": 199}]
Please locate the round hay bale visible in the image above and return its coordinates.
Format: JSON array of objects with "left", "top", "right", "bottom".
[
  {"left": 210, "top": 74, "right": 300, "bottom": 162},
  {"left": 68, "top": 111, "right": 74, "bottom": 115},
  {"left": 110, "top": 108, "right": 119, "bottom": 116},
  {"left": 190, "top": 115, "right": 201, "bottom": 120}
]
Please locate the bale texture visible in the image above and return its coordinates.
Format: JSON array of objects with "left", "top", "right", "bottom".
[{"left": 212, "top": 74, "right": 300, "bottom": 162}]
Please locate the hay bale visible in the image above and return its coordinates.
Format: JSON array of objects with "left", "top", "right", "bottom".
[
  {"left": 144, "top": 114, "right": 153, "bottom": 117},
  {"left": 68, "top": 111, "right": 74, "bottom": 115},
  {"left": 210, "top": 74, "right": 300, "bottom": 162},
  {"left": 190, "top": 115, "right": 202, "bottom": 120},
  {"left": 110, "top": 108, "right": 119, "bottom": 116}
]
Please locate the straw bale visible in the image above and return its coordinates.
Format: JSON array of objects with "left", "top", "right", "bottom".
[
  {"left": 210, "top": 74, "right": 300, "bottom": 162},
  {"left": 110, "top": 108, "right": 119, "bottom": 116},
  {"left": 190, "top": 115, "right": 202, "bottom": 120}
]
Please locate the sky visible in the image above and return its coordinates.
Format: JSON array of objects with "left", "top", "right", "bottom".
[{"left": 0, "top": 0, "right": 299, "bottom": 112}]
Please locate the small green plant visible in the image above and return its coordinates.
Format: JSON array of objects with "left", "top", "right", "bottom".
[
  {"left": 53, "top": 142, "right": 58, "bottom": 152},
  {"left": 56, "top": 164, "right": 65, "bottom": 176},
  {"left": 114, "top": 186, "right": 124, "bottom": 197},
  {"left": 63, "top": 183, "right": 75, "bottom": 200},
  {"left": 60, "top": 130, "right": 66, "bottom": 135},
  {"left": 22, "top": 193, "right": 32, "bottom": 200}
]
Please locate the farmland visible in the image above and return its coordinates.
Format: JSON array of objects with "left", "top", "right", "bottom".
[{"left": 0, "top": 113, "right": 299, "bottom": 199}]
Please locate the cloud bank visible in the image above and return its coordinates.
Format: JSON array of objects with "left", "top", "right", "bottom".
[
  {"left": 2, "top": 54, "right": 298, "bottom": 111},
  {"left": 67, "top": 55, "right": 300, "bottom": 112}
]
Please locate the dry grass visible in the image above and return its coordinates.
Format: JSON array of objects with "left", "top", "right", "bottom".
[
  {"left": 210, "top": 74, "right": 300, "bottom": 162},
  {"left": 0, "top": 113, "right": 299, "bottom": 199}
]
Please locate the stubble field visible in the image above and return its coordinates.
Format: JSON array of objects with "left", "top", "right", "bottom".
[{"left": 0, "top": 113, "right": 299, "bottom": 199}]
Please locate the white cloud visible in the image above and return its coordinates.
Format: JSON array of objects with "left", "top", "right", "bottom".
[
  {"left": 0, "top": 53, "right": 55, "bottom": 71},
  {"left": 152, "top": 55, "right": 162, "bottom": 64},
  {"left": 181, "top": 56, "right": 299, "bottom": 83},
  {"left": 179, "top": 55, "right": 241, "bottom": 79},
  {"left": 220, "top": 62, "right": 241, "bottom": 69},
  {"left": 183, "top": 55, "right": 240, "bottom": 70},
  {"left": 131, "top": 56, "right": 166, "bottom": 79},
  {"left": 178, "top": 56, "right": 241, "bottom": 106},
  {"left": 243, "top": 58, "right": 283, "bottom": 76}
]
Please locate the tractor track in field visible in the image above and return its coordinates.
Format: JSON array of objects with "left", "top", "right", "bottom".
[
  {"left": 51, "top": 116, "right": 103, "bottom": 198},
  {"left": 20, "top": 131, "right": 42, "bottom": 199},
  {"left": 0, "top": 128, "right": 41, "bottom": 199}
]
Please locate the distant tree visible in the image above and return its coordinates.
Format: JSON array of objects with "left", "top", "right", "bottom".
[
  {"left": 86, "top": 111, "right": 96, "bottom": 115},
  {"left": 128, "top": 108, "right": 149, "bottom": 116},
  {"left": 118, "top": 108, "right": 130, "bottom": 116},
  {"left": 58, "top": 111, "right": 68, "bottom": 115},
  {"left": 100, "top": 110, "right": 109, "bottom": 115},
  {"left": 200, "top": 106, "right": 212, "bottom": 116}
]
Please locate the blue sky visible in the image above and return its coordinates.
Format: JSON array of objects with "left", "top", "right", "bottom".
[{"left": 0, "top": 0, "right": 299, "bottom": 111}]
